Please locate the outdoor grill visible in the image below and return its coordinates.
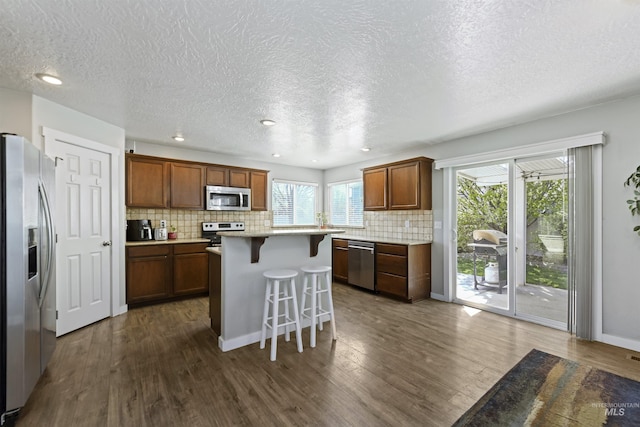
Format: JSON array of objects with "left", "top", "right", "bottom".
[{"left": 468, "top": 229, "right": 508, "bottom": 293}]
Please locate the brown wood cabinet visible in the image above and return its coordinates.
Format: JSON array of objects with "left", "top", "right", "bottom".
[
  {"left": 170, "top": 162, "right": 205, "bottom": 209},
  {"left": 376, "top": 243, "right": 431, "bottom": 302},
  {"left": 229, "top": 169, "right": 250, "bottom": 188},
  {"left": 209, "top": 251, "right": 221, "bottom": 335},
  {"left": 250, "top": 170, "right": 268, "bottom": 211},
  {"left": 363, "top": 167, "right": 388, "bottom": 210},
  {"left": 126, "top": 242, "right": 209, "bottom": 306},
  {"left": 206, "top": 166, "right": 229, "bottom": 186},
  {"left": 126, "top": 154, "right": 269, "bottom": 210},
  {"left": 332, "top": 238, "right": 349, "bottom": 282},
  {"left": 363, "top": 157, "right": 433, "bottom": 211},
  {"left": 173, "top": 243, "right": 209, "bottom": 295},
  {"left": 126, "top": 155, "right": 170, "bottom": 208}
]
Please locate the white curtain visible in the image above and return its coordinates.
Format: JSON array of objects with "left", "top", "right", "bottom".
[{"left": 567, "top": 146, "right": 593, "bottom": 339}]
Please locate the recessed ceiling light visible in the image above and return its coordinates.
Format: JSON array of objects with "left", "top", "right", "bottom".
[
  {"left": 361, "top": 147, "right": 371, "bottom": 152},
  {"left": 172, "top": 135, "right": 185, "bottom": 142},
  {"left": 35, "top": 73, "right": 62, "bottom": 85},
  {"left": 260, "top": 119, "right": 276, "bottom": 126},
  {"left": 312, "top": 159, "right": 318, "bottom": 163},
  {"left": 272, "top": 153, "right": 281, "bottom": 158}
]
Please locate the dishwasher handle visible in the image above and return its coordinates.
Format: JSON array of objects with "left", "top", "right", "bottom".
[{"left": 348, "top": 244, "right": 375, "bottom": 252}]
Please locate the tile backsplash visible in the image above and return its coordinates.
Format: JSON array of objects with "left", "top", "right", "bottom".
[
  {"left": 126, "top": 208, "right": 433, "bottom": 242},
  {"left": 126, "top": 209, "right": 272, "bottom": 239},
  {"left": 336, "top": 210, "right": 433, "bottom": 241}
]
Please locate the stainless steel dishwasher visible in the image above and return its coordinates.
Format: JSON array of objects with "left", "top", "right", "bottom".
[{"left": 347, "top": 240, "right": 375, "bottom": 290}]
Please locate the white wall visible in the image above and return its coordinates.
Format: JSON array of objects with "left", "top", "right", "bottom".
[
  {"left": 32, "top": 95, "right": 127, "bottom": 313},
  {"left": 0, "top": 87, "right": 32, "bottom": 139},
  {"left": 131, "top": 140, "right": 325, "bottom": 210}
]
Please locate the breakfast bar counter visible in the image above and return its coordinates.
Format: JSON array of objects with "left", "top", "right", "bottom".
[{"left": 210, "top": 228, "right": 344, "bottom": 352}]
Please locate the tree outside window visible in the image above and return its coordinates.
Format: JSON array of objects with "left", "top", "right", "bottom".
[
  {"left": 328, "top": 180, "right": 363, "bottom": 226},
  {"left": 272, "top": 180, "right": 317, "bottom": 225}
]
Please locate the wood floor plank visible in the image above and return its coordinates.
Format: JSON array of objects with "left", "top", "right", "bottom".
[{"left": 15, "top": 282, "right": 640, "bottom": 426}]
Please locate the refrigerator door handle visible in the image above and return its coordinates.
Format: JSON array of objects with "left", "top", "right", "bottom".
[{"left": 38, "top": 179, "right": 56, "bottom": 308}]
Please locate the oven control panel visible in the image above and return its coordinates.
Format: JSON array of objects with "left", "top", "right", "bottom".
[{"left": 202, "top": 222, "right": 245, "bottom": 232}]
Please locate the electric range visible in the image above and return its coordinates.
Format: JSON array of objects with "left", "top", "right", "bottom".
[{"left": 201, "top": 221, "right": 245, "bottom": 247}]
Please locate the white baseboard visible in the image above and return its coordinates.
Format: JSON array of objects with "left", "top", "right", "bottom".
[
  {"left": 599, "top": 333, "right": 640, "bottom": 353},
  {"left": 113, "top": 305, "right": 128, "bottom": 316},
  {"left": 218, "top": 314, "right": 331, "bottom": 352},
  {"left": 430, "top": 292, "right": 448, "bottom": 302}
]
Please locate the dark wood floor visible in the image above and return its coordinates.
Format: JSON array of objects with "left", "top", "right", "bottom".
[{"left": 16, "top": 283, "right": 640, "bottom": 426}]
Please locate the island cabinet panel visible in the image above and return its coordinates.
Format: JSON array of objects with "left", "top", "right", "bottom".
[
  {"left": 206, "top": 166, "right": 229, "bottom": 186},
  {"left": 126, "top": 155, "right": 170, "bottom": 208},
  {"left": 332, "top": 238, "right": 349, "bottom": 282},
  {"left": 209, "top": 251, "right": 222, "bottom": 335},
  {"left": 126, "top": 246, "right": 172, "bottom": 303},
  {"left": 229, "top": 168, "right": 250, "bottom": 188},
  {"left": 375, "top": 243, "right": 431, "bottom": 302},
  {"left": 363, "top": 157, "right": 433, "bottom": 211},
  {"left": 363, "top": 167, "right": 388, "bottom": 210},
  {"left": 126, "top": 243, "right": 209, "bottom": 306},
  {"left": 250, "top": 170, "right": 268, "bottom": 211},
  {"left": 170, "top": 162, "right": 206, "bottom": 209}
]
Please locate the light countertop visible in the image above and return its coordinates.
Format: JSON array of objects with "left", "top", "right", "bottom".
[
  {"left": 206, "top": 247, "right": 222, "bottom": 255},
  {"left": 216, "top": 228, "right": 346, "bottom": 238},
  {"left": 125, "top": 238, "right": 210, "bottom": 247},
  {"left": 334, "top": 234, "right": 432, "bottom": 246}
]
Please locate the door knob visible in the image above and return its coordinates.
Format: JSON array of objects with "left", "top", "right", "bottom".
[{"left": 102, "top": 240, "right": 112, "bottom": 246}]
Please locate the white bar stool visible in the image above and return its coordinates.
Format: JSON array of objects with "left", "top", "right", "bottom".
[
  {"left": 260, "top": 269, "right": 303, "bottom": 361},
  {"left": 300, "top": 265, "right": 337, "bottom": 347}
]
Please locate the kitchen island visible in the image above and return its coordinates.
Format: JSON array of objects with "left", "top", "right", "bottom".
[{"left": 209, "top": 228, "right": 344, "bottom": 351}]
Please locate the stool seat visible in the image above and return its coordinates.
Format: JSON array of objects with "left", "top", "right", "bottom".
[
  {"left": 260, "top": 269, "right": 303, "bottom": 361},
  {"left": 301, "top": 265, "right": 332, "bottom": 274},
  {"left": 263, "top": 269, "right": 298, "bottom": 279}
]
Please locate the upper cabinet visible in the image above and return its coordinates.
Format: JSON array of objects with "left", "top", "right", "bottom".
[
  {"left": 126, "top": 155, "right": 170, "bottom": 208},
  {"left": 126, "top": 153, "right": 268, "bottom": 211},
  {"left": 362, "top": 167, "right": 388, "bottom": 210},
  {"left": 229, "top": 169, "right": 250, "bottom": 188},
  {"left": 206, "top": 166, "right": 229, "bottom": 186},
  {"left": 363, "top": 157, "right": 433, "bottom": 211},
  {"left": 170, "top": 162, "right": 205, "bottom": 209},
  {"left": 250, "top": 170, "right": 268, "bottom": 211}
]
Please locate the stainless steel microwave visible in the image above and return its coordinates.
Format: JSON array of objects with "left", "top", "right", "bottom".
[{"left": 205, "top": 185, "right": 251, "bottom": 211}]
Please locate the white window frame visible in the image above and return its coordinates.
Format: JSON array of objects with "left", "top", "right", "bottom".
[
  {"left": 327, "top": 179, "right": 364, "bottom": 227},
  {"left": 271, "top": 178, "right": 319, "bottom": 227}
]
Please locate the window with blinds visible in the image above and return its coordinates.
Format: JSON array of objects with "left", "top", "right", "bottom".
[
  {"left": 329, "top": 180, "right": 363, "bottom": 226},
  {"left": 272, "top": 180, "right": 318, "bottom": 226}
]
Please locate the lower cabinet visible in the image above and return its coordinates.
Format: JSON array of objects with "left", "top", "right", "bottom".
[
  {"left": 126, "top": 242, "right": 209, "bottom": 305},
  {"left": 376, "top": 243, "right": 431, "bottom": 302},
  {"left": 332, "top": 238, "right": 349, "bottom": 282}
]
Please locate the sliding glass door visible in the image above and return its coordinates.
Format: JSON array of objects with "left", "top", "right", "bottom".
[
  {"left": 453, "top": 154, "right": 569, "bottom": 329},
  {"left": 455, "top": 162, "right": 511, "bottom": 312}
]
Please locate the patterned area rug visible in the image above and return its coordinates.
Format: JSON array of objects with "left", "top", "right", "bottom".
[{"left": 454, "top": 349, "right": 640, "bottom": 426}]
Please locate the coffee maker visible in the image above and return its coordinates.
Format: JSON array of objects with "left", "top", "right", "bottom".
[
  {"left": 154, "top": 219, "right": 168, "bottom": 241},
  {"left": 126, "top": 219, "right": 153, "bottom": 241}
]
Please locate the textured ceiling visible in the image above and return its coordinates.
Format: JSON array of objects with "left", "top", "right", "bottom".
[{"left": 2, "top": 0, "right": 640, "bottom": 169}]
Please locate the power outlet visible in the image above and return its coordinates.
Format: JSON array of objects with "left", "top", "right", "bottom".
[
  {"left": 405, "top": 220, "right": 410, "bottom": 229},
  {"left": 264, "top": 220, "right": 270, "bottom": 227}
]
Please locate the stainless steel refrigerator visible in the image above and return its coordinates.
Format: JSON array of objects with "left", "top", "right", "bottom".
[{"left": 1, "top": 134, "right": 56, "bottom": 426}]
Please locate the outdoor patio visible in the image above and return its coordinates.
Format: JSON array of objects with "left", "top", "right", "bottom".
[{"left": 456, "top": 273, "right": 568, "bottom": 324}]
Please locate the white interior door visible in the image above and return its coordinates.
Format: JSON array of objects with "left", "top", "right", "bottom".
[{"left": 51, "top": 141, "right": 112, "bottom": 335}]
